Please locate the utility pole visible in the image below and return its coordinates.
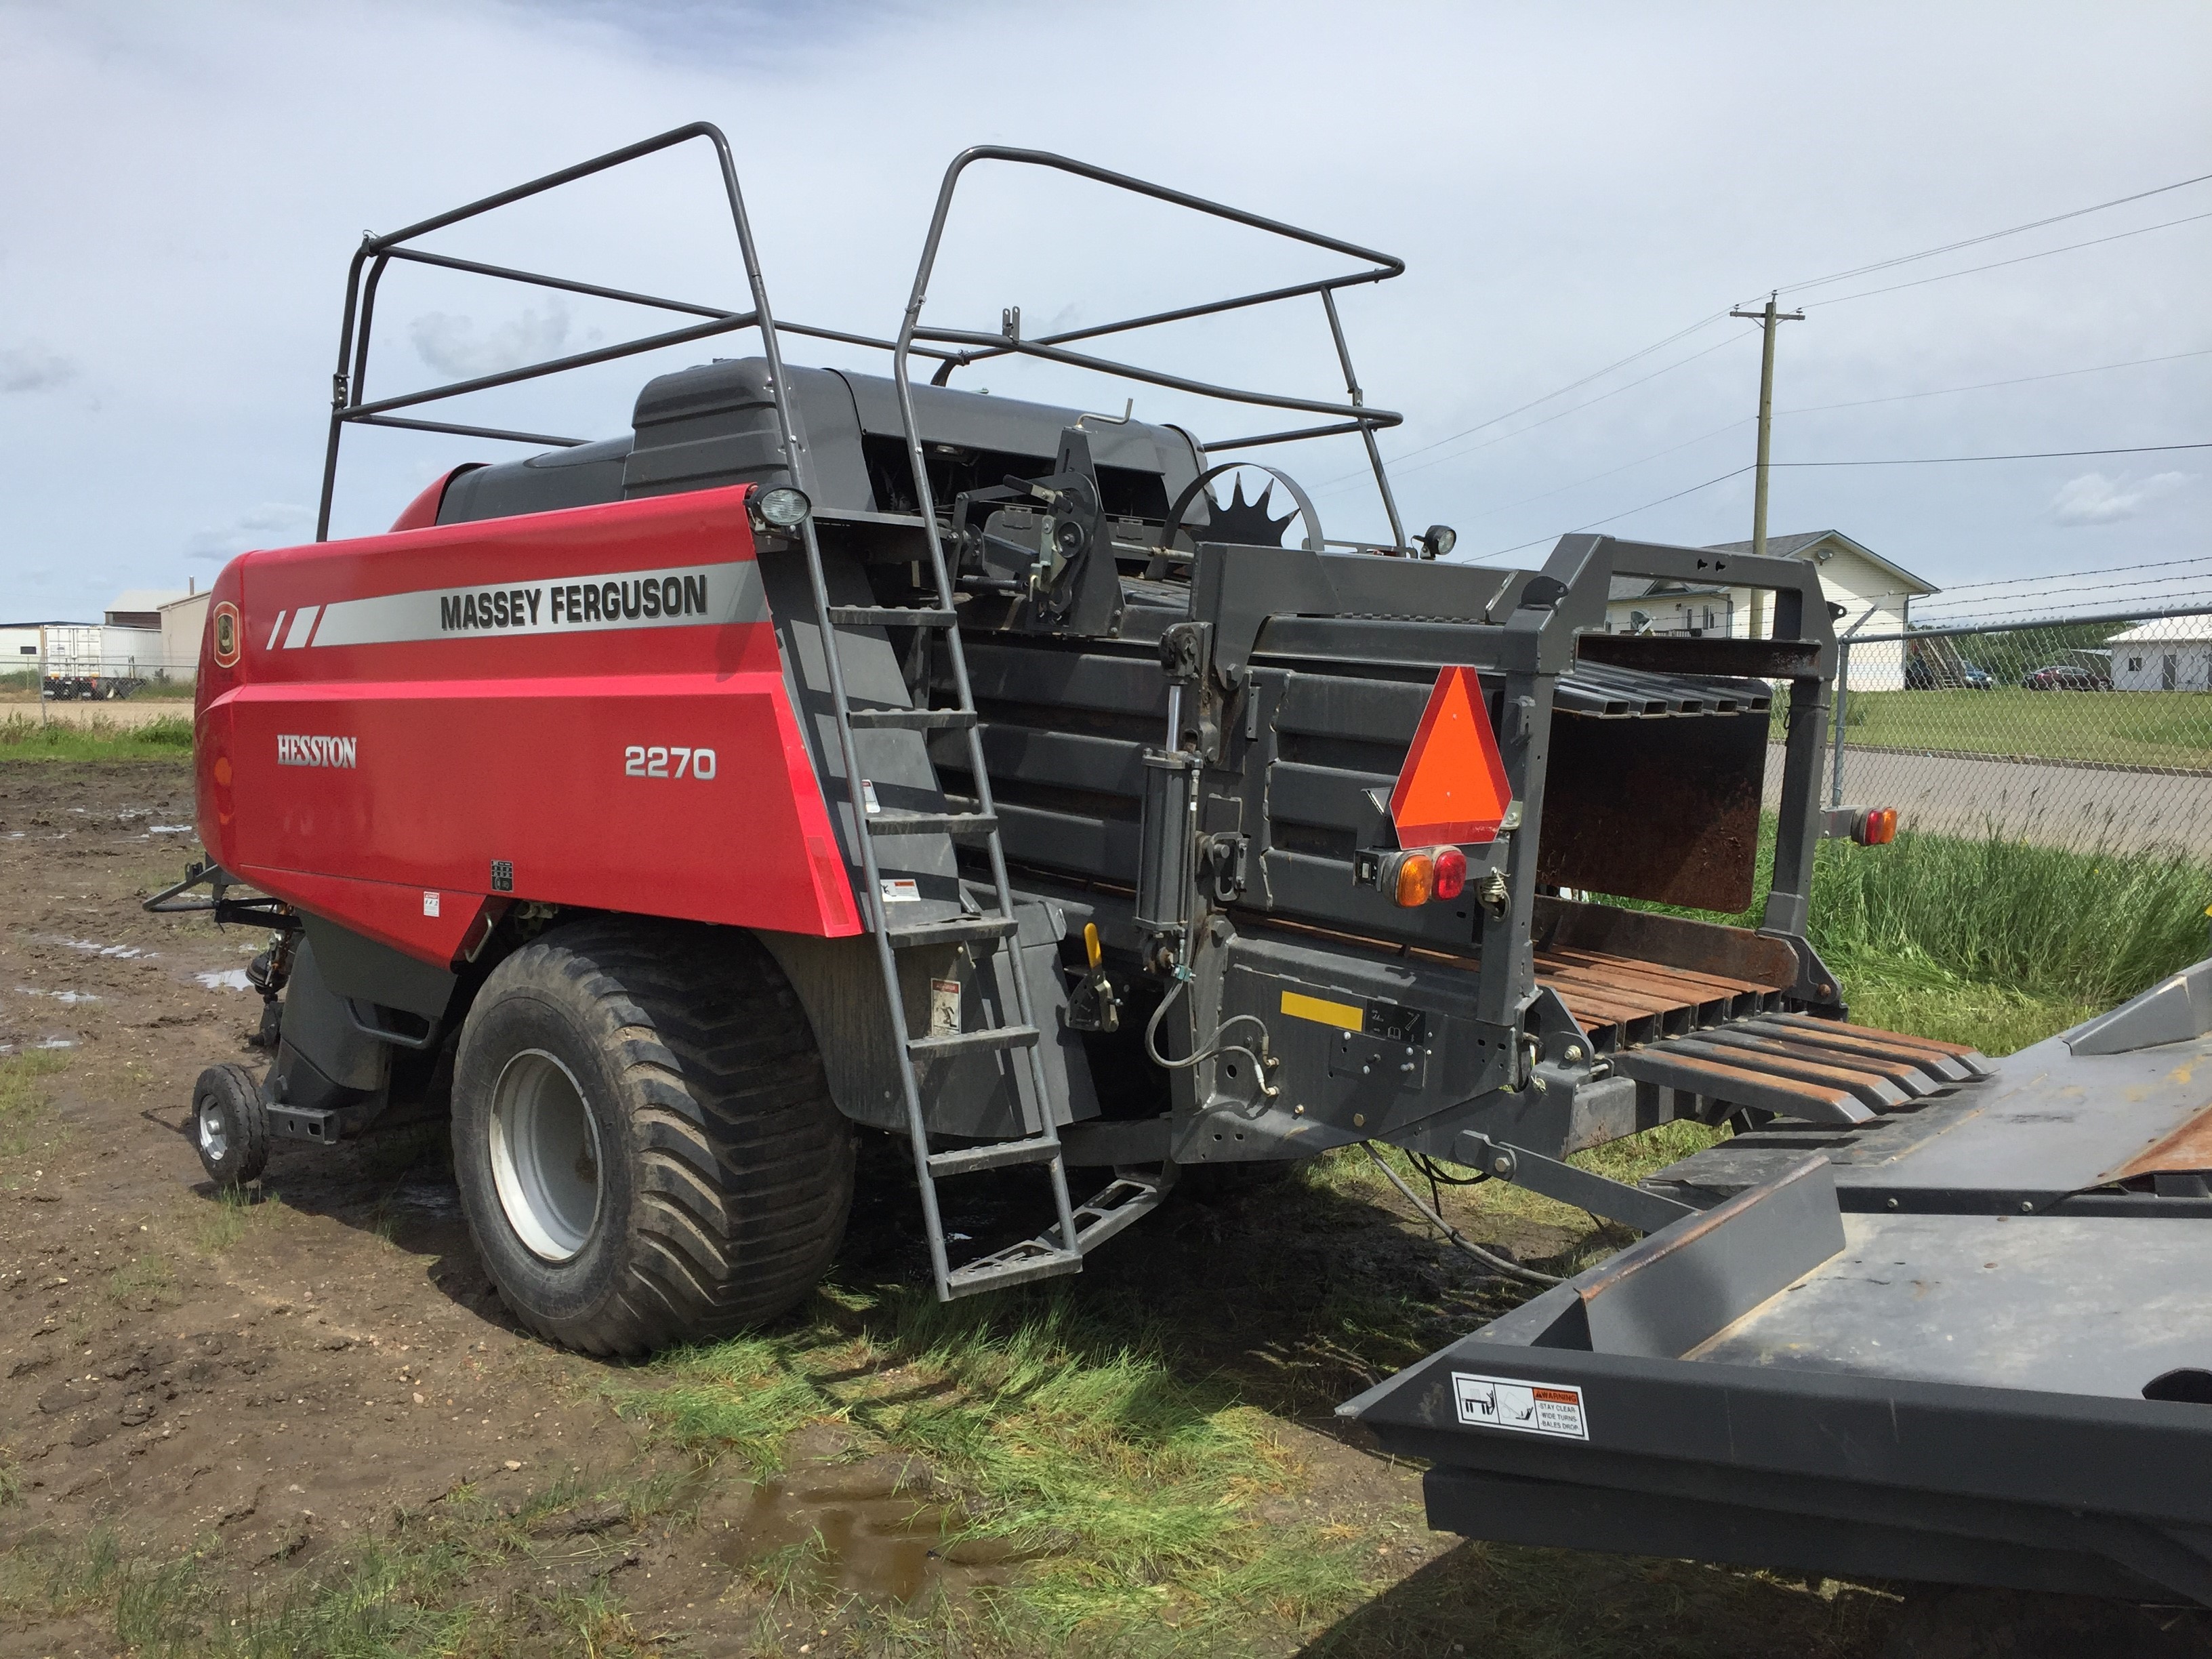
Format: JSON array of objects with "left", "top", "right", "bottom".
[{"left": 1729, "top": 291, "right": 1803, "bottom": 634}]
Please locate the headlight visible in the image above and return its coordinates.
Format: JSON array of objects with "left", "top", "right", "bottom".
[
  {"left": 752, "top": 486, "right": 812, "bottom": 531},
  {"left": 1418, "top": 523, "right": 1456, "bottom": 559}
]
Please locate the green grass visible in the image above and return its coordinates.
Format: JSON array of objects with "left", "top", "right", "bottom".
[
  {"left": 0, "top": 1479, "right": 676, "bottom": 1658},
  {"left": 617, "top": 1291, "right": 1336, "bottom": 1651},
  {"left": 0, "top": 712, "right": 194, "bottom": 760},
  {"left": 190, "top": 1185, "right": 291, "bottom": 1254},
  {"left": 1616, "top": 817, "right": 2211, "bottom": 1057},
  {"left": 1835, "top": 687, "right": 2212, "bottom": 771},
  {"left": 105, "top": 1253, "right": 176, "bottom": 1311},
  {"left": 0, "top": 1050, "right": 68, "bottom": 1168}
]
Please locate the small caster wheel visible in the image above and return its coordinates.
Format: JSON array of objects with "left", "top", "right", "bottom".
[{"left": 193, "top": 1063, "right": 269, "bottom": 1189}]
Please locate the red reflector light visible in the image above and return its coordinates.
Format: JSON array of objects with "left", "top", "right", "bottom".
[
  {"left": 1857, "top": 807, "right": 1899, "bottom": 846},
  {"left": 1391, "top": 851, "right": 1435, "bottom": 907},
  {"left": 1433, "top": 846, "right": 1467, "bottom": 899}
]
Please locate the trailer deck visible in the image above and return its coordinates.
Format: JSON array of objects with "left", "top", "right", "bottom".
[{"left": 1345, "top": 959, "right": 2212, "bottom": 1605}]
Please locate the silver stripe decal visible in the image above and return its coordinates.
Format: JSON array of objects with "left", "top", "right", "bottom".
[
  {"left": 283, "top": 606, "right": 321, "bottom": 649},
  {"left": 266, "top": 611, "right": 287, "bottom": 651},
  {"left": 302, "top": 560, "right": 766, "bottom": 649}
]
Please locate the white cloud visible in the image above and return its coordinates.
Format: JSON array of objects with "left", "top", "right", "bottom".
[
  {"left": 409, "top": 304, "right": 573, "bottom": 380},
  {"left": 0, "top": 343, "right": 77, "bottom": 393},
  {"left": 2050, "top": 470, "right": 2191, "bottom": 527},
  {"left": 186, "top": 502, "right": 313, "bottom": 562}
]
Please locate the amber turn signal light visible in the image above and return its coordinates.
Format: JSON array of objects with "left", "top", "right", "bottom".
[{"left": 1391, "top": 851, "right": 1435, "bottom": 907}]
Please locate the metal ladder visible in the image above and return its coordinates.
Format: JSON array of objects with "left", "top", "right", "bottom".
[
  {"left": 802, "top": 577, "right": 1090, "bottom": 1296},
  {"left": 773, "top": 521, "right": 1084, "bottom": 1301}
]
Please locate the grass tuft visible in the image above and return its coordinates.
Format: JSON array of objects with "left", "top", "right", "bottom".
[
  {"left": 0, "top": 712, "right": 194, "bottom": 760},
  {"left": 190, "top": 1185, "right": 289, "bottom": 1254},
  {"left": 105, "top": 1253, "right": 176, "bottom": 1311},
  {"left": 0, "top": 1050, "right": 68, "bottom": 1172}
]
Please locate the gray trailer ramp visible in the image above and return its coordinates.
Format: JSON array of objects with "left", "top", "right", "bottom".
[{"left": 1343, "top": 960, "right": 2212, "bottom": 1605}]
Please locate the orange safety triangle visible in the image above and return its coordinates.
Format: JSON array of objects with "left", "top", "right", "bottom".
[{"left": 1389, "top": 665, "right": 1513, "bottom": 846}]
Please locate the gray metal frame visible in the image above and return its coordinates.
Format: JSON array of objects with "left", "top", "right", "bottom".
[
  {"left": 312, "top": 122, "right": 961, "bottom": 541},
  {"left": 889, "top": 146, "right": 1410, "bottom": 550}
]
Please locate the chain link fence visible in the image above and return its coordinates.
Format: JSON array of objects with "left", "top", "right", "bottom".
[
  {"left": 2, "top": 652, "right": 197, "bottom": 727},
  {"left": 1793, "top": 607, "right": 2212, "bottom": 859}
]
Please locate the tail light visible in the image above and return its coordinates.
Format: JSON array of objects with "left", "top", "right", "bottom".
[
  {"left": 1856, "top": 808, "right": 1898, "bottom": 846},
  {"left": 1373, "top": 845, "right": 1472, "bottom": 908},
  {"left": 1433, "top": 846, "right": 1468, "bottom": 899}
]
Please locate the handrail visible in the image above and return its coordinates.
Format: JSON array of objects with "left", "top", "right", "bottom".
[
  {"left": 312, "top": 121, "right": 953, "bottom": 539},
  {"left": 316, "top": 130, "right": 1414, "bottom": 550},
  {"left": 890, "top": 144, "right": 1410, "bottom": 548}
]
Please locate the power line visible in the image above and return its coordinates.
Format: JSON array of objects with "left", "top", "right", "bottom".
[
  {"left": 1810, "top": 210, "right": 2212, "bottom": 308},
  {"left": 1782, "top": 346, "right": 2212, "bottom": 415},
  {"left": 1358, "top": 169, "right": 2212, "bottom": 510},
  {"left": 1445, "top": 348, "right": 2212, "bottom": 529},
  {"left": 1466, "top": 443, "right": 2208, "bottom": 562},
  {"left": 1471, "top": 466, "right": 1756, "bottom": 561},
  {"left": 1763, "top": 169, "right": 2212, "bottom": 300},
  {"left": 1313, "top": 328, "right": 1754, "bottom": 494},
  {"left": 1319, "top": 313, "right": 1738, "bottom": 483},
  {"left": 1774, "top": 441, "right": 2210, "bottom": 467}
]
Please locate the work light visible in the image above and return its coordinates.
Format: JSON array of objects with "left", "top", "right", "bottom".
[{"left": 752, "top": 486, "right": 813, "bottom": 531}]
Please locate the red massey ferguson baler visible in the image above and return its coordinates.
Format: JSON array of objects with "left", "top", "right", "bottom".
[
  {"left": 190, "top": 485, "right": 862, "bottom": 1348},
  {"left": 153, "top": 127, "right": 2212, "bottom": 1605}
]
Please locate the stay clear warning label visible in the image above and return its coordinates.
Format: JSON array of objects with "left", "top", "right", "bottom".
[{"left": 1451, "top": 1372, "right": 1589, "bottom": 1439}]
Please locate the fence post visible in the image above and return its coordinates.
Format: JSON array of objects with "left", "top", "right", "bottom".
[{"left": 1828, "top": 638, "right": 1849, "bottom": 810}]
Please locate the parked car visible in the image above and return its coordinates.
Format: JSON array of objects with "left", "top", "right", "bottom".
[
  {"left": 1902, "top": 657, "right": 1995, "bottom": 690},
  {"left": 2022, "top": 664, "right": 2112, "bottom": 691}
]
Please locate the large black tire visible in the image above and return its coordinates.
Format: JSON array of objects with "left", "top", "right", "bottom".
[
  {"left": 192, "top": 1063, "right": 270, "bottom": 1189},
  {"left": 450, "top": 920, "right": 852, "bottom": 1355}
]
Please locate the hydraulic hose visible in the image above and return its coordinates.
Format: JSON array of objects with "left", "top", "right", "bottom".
[{"left": 1361, "top": 1143, "right": 1563, "bottom": 1286}]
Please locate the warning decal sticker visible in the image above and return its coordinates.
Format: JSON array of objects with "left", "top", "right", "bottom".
[{"left": 1451, "top": 1371, "right": 1589, "bottom": 1440}]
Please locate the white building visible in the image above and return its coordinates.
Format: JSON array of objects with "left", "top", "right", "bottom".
[
  {"left": 1602, "top": 529, "right": 1939, "bottom": 690},
  {"left": 160, "top": 589, "right": 213, "bottom": 680},
  {"left": 1, "top": 620, "right": 88, "bottom": 678},
  {"left": 2107, "top": 617, "right": 2212, "bottom": 693}
]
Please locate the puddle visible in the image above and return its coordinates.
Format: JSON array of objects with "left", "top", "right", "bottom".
[
  {"left": 0, "top": 1038, "right": 79, "bottom": 1053},
  {"left": 17, "top": 988, "right": 99, "bottom": 1004},
  {"left": 717, "top": 1469, "right": 1038, "bottom": 1603},
  {"left": 195, "top": 969, "right": 251, "bottom": 991},
  {"left": 43, "top": 937, "right": 151, "bottom": 960},
  {"left": 150, "top": 825, "right": 192, "bottom": 835}
]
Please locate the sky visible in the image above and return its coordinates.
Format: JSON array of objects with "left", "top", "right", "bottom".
[{"left": 1, "top": 0, "right": 2206, "bottom": 628}]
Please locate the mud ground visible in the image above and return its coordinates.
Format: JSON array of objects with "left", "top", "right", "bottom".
[{"left": 0, "top": 759, "right": 2203, "bottom": 1658}]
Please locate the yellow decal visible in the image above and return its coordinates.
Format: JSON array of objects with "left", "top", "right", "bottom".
[{"left": 1281, "top": 990, "right": 1364, "bottom": 1032}]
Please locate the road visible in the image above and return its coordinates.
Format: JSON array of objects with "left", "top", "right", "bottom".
[{"left": 1767, "top": 743, "right": 2212, "bottom": 859}]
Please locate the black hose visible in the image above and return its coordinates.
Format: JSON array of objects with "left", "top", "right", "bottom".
[{"left": 1361, "top": 1143, "right": 1562, "bottom": 1287}]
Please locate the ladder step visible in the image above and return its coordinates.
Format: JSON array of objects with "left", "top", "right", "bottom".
[
  {"left": 847, "top": 708, "right": 977, "bottom": 731},
  {"left": 885, "top": 915, "right": 1017, "bottom": 947},
  {"left": 907, "top": 1023, "right": 1040, "bottom": 1061},
  {"left": 827, "top": 605, "right": 957, "bottom": 627},
  {"left": 868, "top": 810, "right": 998, "bottom": 838},
  {"left": 943, "top": 1242, "right": 1082, "bottom": 1298},
  {"left": 927, "top": 1140, "right": 1062, "bottom": 1178}
]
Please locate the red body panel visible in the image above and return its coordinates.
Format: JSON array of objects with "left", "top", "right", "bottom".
[{"left": 195, "top": 487, "right": 859, "bottom": 968}]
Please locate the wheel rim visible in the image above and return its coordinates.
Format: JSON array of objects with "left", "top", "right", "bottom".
[
  {"left": 198, "top": 1095, "right": 230, "bottom": 1162},
  {"left": 488, "top": 1049, "right": 602, "bottom": 1263}
]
